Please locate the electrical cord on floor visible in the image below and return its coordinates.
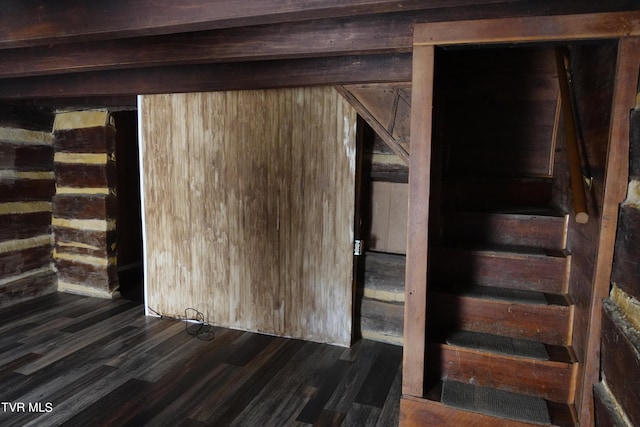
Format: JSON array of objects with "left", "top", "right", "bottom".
[
  {"left": 184, "top": 308, "right": 215, "bottom": 341},
  {"left": 146, "top": 306, "right": 215, "bottom": 341},
  {"left": 147, "top": 306, "right": 165, "bottom": 318}
]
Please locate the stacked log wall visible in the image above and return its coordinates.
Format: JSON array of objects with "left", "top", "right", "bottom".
[
  {"left": 0, "top": 104, "right": 56, "bottom": 306},
  {"left": 52, "top": 111, "right": 119, "bottom": 298}
]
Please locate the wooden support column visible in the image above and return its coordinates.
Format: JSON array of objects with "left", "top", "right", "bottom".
[
  {"left": 402, "top": 44, "right": 435, "bottom": 398},
  {"left": 53, "top": 111, "right": 119, "bottom": 298}
]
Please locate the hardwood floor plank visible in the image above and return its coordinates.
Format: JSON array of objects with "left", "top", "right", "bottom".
[
  {"left": 231, "top": 342, "right": 344, "bottom": 426},
  {"left": 144, "top": 363, "right": 242, "bottom": 426},
  {"left": 60, "top": 378, "right": 152, "bottom": 427},
  {"left": 2, "top": 364, "right": 119, "bottom": 427},
  {"left": 58, "top": 294, "right": 126, "bottom": 319},
  {"left": 60, "top": 300, "right": 141, "bottom": 333},
  {"left": 3, "top": 326, "right": 138, "bottom": 400},
  {"left": 296, "top": 359, "right": 353, "bottom": 423},
  {"left": 314, "top": 409, "right": 347, "bottom": 426},
  {"left": 0, "top": 352, "right": 41, "bottom": 376},
  {"left": 204, "top": 339, "right": 306, "bottom": 425},
  {"left": 374, "top": 364, "right": 402, "bottom": 427},
  {"left": 325, "top": 340, "right": 382, "bottom": 414},
  {"left": 119, "top": 330, "right": 261, "bottom": 426},
  {"left": 223, "top": 332, "right": 278, "bottom": 366},
  {"left": 0, "top": 294, "right": 402, "bottom": 426},
  {"left": 0, "top": 339, "right": 26, "bottom": 357},
  {"left": 104, "top": 320, "right": 189, "bottom": 367},
  {"left": 344, "top": 402, "right": 382, "bottom": 427},
  {"left": 17, "top": 308, "right": 142, "bottom": 374},
  {"left": 0, "top": 294, "right": 105, "bottom": 336},
  {"left": 0, "top": 292, "right": 61, "bottom": 324},
  {"left": 354, "top": 342, "right": 402, "bottom": 408},
  {"left": 137, "top": 327, "right": 245, "bottom": 382}
]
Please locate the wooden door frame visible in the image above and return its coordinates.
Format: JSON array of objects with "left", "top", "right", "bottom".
[{"left": 402, "top": 11, "right": 640, "bottom": 426}]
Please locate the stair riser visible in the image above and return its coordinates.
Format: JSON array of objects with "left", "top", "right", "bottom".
[
  {"left": 429, "top": 294, "right": 572, "bottom": 346},
  {"left": 442, "top": 213, "right": 567, "bottom": 250},
  {"left": 432, "top": 250, "right": 568, "bottom": 294},
  {"left": 428, "top": 344, "right": 575, "bottom": 403},
  {"left": 401, "top": 397, "right": 559, "bottom": 427}
]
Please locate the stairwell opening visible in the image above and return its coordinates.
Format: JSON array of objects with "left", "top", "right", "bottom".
[{"left": 416, "top": 42, "right": 617, "bottom": 426}]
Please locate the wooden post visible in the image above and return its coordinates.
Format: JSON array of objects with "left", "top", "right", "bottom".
[{"left": 402, "top": 44, "right": 435, "bottom": 397}]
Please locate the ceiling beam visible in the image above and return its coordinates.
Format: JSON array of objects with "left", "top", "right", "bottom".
[
  {"left": 0, "top": 12, "right": 416, "bottom": 79},
  {"left": 0, "top": 0, "right": 499, "bottom": 49},
  {"left": 0, "top": 54, "right": 412, "bottom": 100}
]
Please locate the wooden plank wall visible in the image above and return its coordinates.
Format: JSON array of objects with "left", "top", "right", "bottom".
[
  {"left": 552, "top": 39, "right": 640, "bottom": 423},
  {"left": 369, "top": 181, "right": 408, "bottom": 254},
  {"left": 595, "top": 95, "right": 640, "bottom": 427},
  {"left": 52, "top": 111, "right": 119, "bottom": 298},
  {"left": 550, "top": 42, "right": 616, "bottom": 419},
  {"left": 140, "top": 87, "right": 357, "bottom": 346},
  {"left": 0, "top": 105, "right": 56, "bottom": 307}
]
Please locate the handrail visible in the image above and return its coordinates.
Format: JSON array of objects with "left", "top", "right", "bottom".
[{"left": 555, "top": 47, "right": 589, "bottom": 224}]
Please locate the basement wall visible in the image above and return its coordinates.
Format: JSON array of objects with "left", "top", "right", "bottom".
[
  {"left": 594, "top": 97, "right": 640, "bottom": 427},
  {"left": 0, "top": 105, "right": 56, "bottom": 307}
]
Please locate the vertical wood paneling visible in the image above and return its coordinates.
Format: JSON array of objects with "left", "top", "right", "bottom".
[{"left": 141, "top": 87, "right": 356, "bottom": 346}]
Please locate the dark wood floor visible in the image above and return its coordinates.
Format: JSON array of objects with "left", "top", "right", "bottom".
[{"left": 0, "top": 292, "right": 402, "bottom": 426}]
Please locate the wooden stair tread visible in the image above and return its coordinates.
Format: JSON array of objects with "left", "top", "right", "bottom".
[
  {"left": 432, "top": 329, "right": 576, "bottom": 363},
  {"left": 436, "top": 244, "right": 566, "bottom": 258},
  {"left": 444, "top": 330, "right": 550, "bottom": 360},
  {"left": 426, "top": 341, "right": 576, "bottom": 404},
  {"left": 465, "top": 206, "right": 565, "bottom": 216},
  {"left": 441, "top": 210, "right": 568, "bottom": 250},
  {"left": 433, "top": 283, "right": 574, "bottom": 306},
  {"left": 418, "top": 382, "right": 578, "bottom": 427},
  {"left": 441, "top": 379, "right": 551, "bottom": 425},
  {"left": 435, "top": 284, "right": 549, "bottom": 305}
]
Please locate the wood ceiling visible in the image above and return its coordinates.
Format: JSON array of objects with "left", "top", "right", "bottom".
[{"left": 0, "top": 0, "right": 638, "bottom": 108}]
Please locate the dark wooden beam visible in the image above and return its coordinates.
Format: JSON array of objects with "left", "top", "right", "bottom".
[
  {"left": 0, "top": 54, "right": 412, "bottom": 100},
  {"left": 0, "top": 0, "right": 498, "bottom": 49},
  {"left": 0, "top": 13, "right": 415, "bottom": 79},
  {"left": 3, "top": 2, "right": 640, "bottom": 79}
]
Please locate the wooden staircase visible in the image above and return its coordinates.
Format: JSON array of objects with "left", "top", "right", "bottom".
[{"left": 420, "top": 188, "right": 579, "bottom": 425}]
